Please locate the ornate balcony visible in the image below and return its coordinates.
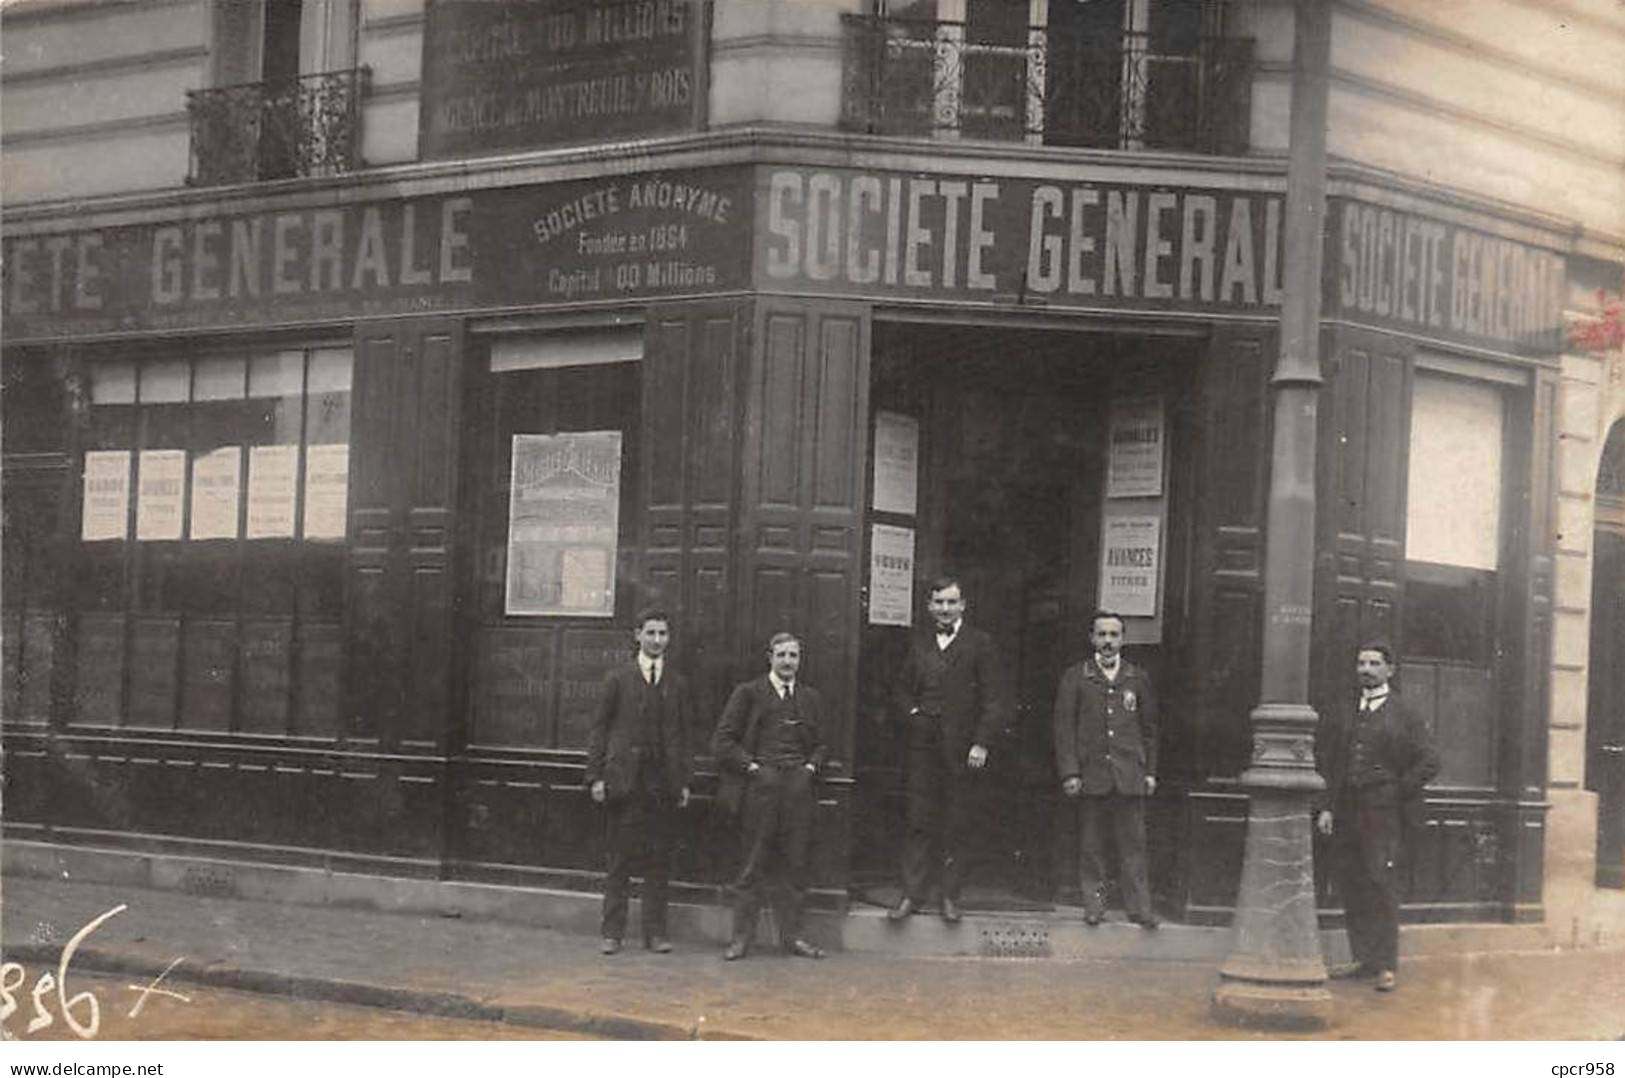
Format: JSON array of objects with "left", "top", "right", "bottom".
[
  {"left": 186, "top": 67, "right": 369, "bottom": 187},
  {"left": 841, "top": 14, "right": 1252, "bottom": 154}
]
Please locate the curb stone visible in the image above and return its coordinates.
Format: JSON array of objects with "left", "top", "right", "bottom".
[{"left": 2, "top": 943, "right": 755, "bottom": 1041}]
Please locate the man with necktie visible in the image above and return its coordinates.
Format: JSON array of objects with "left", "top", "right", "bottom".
[
  {"left": 712, "top": 631, "right": 830, "bottom": 960},
  {"left": 1315, "top": 641, "right": 1439, "bottom": 992},
  {"left": 889, "top": 576, "right": 1010, "bottom": 924},
  {"left": 586, "top": 608, "right": 694, "bottom": 955},
  {"left": 1052, "top": 610, "right": 1161, "bottom": 928}
]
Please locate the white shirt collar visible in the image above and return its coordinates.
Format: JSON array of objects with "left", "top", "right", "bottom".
[
  {"left": 1361, "top": 685, "right": 1389, "bottom": 709},
  {"left": 637, "top": 652, "right": 662, "bottom": 681},
  {"left": 936, "top": 619, "right": 962, "bottom": 648},
  {"left": 769, "top": 671, "right": 794, "bottom": 697},
  {"left": 1095, "top": 653, "right": 1121, "bottom": 679}
]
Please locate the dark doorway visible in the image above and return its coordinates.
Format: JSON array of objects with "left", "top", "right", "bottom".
[
  {"left": 1587, "top": 420, "right": 1625, "bottom": 889},
  {"left": 853, "top": 324, "right": 1195, "bottom": 911}
]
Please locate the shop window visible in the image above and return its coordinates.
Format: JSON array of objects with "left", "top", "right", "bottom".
[
  {"left": 471, "top": 328, "right": 643, "bottom": 751},
  {"left": 1401, "top": 373, "right": 1506, "bottom": 787},
  {"left": 72, "top": 345, "right": 352, "bottom": 736}
]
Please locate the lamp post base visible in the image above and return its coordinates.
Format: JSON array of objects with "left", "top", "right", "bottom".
[{"left": 1212, "top": 979, "right": 1333, "bottom": 1030}]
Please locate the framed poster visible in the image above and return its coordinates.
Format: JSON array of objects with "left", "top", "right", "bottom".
[
  {"left": 1098, "top": 514, "right": 1161, "bottom": 618},
  {"left": 872, "top": 412, "right": 920, "bottom": 516},
  {"left": 189, "top": 446, "right": 241, "bottom": 540},
  {"left": 868, "top": 523, "right": 915, "bottom": 627},
  {"left": 505, "top": 431, "right": 622, "bottom": 617},
  {"left": 246, "top": 445, "right": 298, "bottom": 539},
  {"left": 1106, "top": 397, "right": 1166, "bottom": 499},
  {"left": 302, "top": 443, "right": 350, "bottom": 541}
]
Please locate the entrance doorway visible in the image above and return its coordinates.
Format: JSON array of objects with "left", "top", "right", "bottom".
[
  {"left": 853, "top": 323, "right": 1196, "bottom": 910},
  {"left": 1587, "top": 420, "right": 1625, "bottom": 889}
]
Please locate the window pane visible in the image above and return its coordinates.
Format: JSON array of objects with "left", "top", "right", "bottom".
[
  {"left": 194, "top": 355, "right": 247, "bottom": 401},
  {"left": 139, "top": 359, "right": 189, "bottom": 404},
  {"left": 1405, "top": 375, "right": 1503, "bottom": 570},
  {"left": 89, "top": 360, "right": 136, "bottom": 405}
]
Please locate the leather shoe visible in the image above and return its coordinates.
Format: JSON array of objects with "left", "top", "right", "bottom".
[
  {"left": 785, "top": 939, "right": 826, "bottom": 959},
  {"left": 723, "top": 940, "right": 749, "bottom": 961},
  {"left": 940, "top": 897, "right": 963, "bottom": 924},
  {"left": 600, "top": 937, "right": 622, "bottom": 955},
  {"left": 886, "top": 897, "right": 918, "bottom": 921},
  {"left": 1374, "top": 969, "right": 1397, "bottom": 992},
  {"left": 644, "top": 936, "right": 672, "bottom": 954},
  {"left": 1328, "top": 961, "right": 1373, "bottom": 979},
  {"left": 1130, "top": 913, "right": 1161, "bottom": 930}
]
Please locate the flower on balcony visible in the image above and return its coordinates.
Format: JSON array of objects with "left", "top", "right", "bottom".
[{"left": 1570, "top": 289, "right": 1624, "bottom": 354}]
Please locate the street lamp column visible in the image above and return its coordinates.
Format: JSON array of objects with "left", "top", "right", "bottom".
[{"left": 1211, "top": 0, "right": 1334, "bottom": 1030}]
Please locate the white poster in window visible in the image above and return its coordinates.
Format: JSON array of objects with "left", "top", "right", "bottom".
[
  {"left": 81, "top": 450, "right": 131, "bottom": 541},
  {"left": 506, "top": 432, "right": 622, "bottom": 617},
  {"left": 246, "top": 444, "right": 299, "bottom": 539},
  {"left": 189, "top": 447, "right": 241, "bottom": 540},
  {"left": 302, "top": 444, "right": 350, "bottom": 541},
  {"left": 135, "top": 449, "right": 185, "bottom": 541},
  {"left": 1106, "top": 397, "right": 1165, "bottom": 499},
  {"left": 868, "top": 523, "right": 915, "bottom": 627},
  {"left": 1099, "top": 514, "right": 1161, "bottom": 617},
  {"left": 872, "top": 412, "right": 920, "bottom": 516}
]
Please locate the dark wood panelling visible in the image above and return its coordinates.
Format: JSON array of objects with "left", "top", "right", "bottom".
[
  {"left": 473, "top": 626, "right": 555, "bottom": 748},
  {"left": 1187, "top": 325, "right": 1272, "bottom": 781},
  {"left": 180, "top": 618, "right": 235, "bottom": 731},
  {"left": 240, "top": 619, "right": 293, "bottom": 733},
  {"left": 72, "top": 613, "right": 124, "bottom": 726},
  {"left": 18, "top": 613, "right": 57, "bottom": 724},
  {"left": 1311, "top": 327, "right": 1411, "bottom": 719},
  {"left": 348, "top": 319, "right": 465, "bottom": 755},
  {"left": 127, "top": 616, "right": 180, "bottom": 728},
  {"left": 295, "top": 622, "right": 343, "bottom": 738}
]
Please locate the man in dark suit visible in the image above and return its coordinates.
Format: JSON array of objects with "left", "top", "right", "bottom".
[
  {"left": 712, "top": 631, "right": 829, "bottom": 961},
  {"left": 889, "top": 576, "right": 1010, "bottom": 924},
  {"left": 585, "top": 607, "right": 693, "bottom": 955},
  {"left": 1315, "top": 641, "right": 1439, "bottom": 992},
  {"left": 1052, "top": 610, "right": 1161, "bottom": 928}
]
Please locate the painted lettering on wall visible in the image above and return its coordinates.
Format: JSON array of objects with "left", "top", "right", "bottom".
[
  {"left": 757, "top": 166, "right": 1285, "bottom": 313},
  {"left": 1332, "top": 199, "right": 1565, "bottom": 353}
]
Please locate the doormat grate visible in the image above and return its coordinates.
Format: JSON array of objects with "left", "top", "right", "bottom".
[
  {"left": 978, "top": 925, "right": 1051, "bottom": 958},
  {"left": 180, "top": 863, "right": 237, "bottom": 898}
]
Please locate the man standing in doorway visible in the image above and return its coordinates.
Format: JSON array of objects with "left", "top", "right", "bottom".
[
  {"left": 1052, "top": 610, "right": 1162, "bottom": 928},
  {"left": 890, "top": 576, "right": 1010, "bottom": 924},
  {"left": 1315, "top": 641, "right": 1439, "bottom": 992},
  {"left": 586, "top": 608, "right": 693, "bottom": 955},
  {"left": 712, "top": 631, "right": 829, "bottom": 961}
]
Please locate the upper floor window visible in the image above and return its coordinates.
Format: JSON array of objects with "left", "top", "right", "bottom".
[
  {"left": 188, "top": 0, "right": 366, "bottom": 186},
  {"left": 841, "top": 0, "right": 1252, "bottom": 153}
]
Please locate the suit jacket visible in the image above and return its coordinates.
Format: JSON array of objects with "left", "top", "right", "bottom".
[
  {"left": 1052, "top": 656, "right": 1160, "bottom": 796},
  {"left": 1314, "top": 688, "right": 1440, "bottom": 831},
  {"left": 711, "top": 675, "right": 829, "bottom": 814},
  {"left": 894, "top": 623, "right": 1011, "bottom": 766},
  {"left": 584, "top": 663, "right": 695, "bottom": 801}
]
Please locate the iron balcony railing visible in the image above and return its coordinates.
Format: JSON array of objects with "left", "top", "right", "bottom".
[
  {"left": 841, "top": 14, "right": 1253, "bottom": 154},
  {"left": 186, "top": 67, "right": 369, "bottom": 187}
]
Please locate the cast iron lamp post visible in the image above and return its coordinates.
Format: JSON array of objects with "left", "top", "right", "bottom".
[{"left": 1211, "top": 0, "right": 1334, "bottom": 1029}]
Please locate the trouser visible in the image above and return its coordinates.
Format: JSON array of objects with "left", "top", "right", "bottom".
[
  {"left": 1076, "top": 793, "right": 1153, "bottom": 919},
  {"left": 730, "top": 763, "right": 815, "bottom": 945},
  {"left": 601, "top": 778, "right": 678, "bottom": 941},
  {"left": 901, "top": 738, "right": 977, "bottom": 903},
  {"left": 1331, "top": 789, "right": 1402, "bottom": 972}
]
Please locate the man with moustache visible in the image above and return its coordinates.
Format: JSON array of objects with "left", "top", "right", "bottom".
[
  {"left": 586, "top": 607, "right": 694, "bottom": 955},
  {"left": 712, "top": 632, "right": 829, "bottom": 961},
  {"left": 1052, "top": 610, "right": 1162, "bottom": 928},
  {"left": 889, "top": 576, "right": 1010, "bottom": 924},
  {"left": 1316, "top": 641, "right": 1439, "bottom": 992}
]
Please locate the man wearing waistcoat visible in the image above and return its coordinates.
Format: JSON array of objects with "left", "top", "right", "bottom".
[
  {"left": 1052, "top": 610, "right": 1162, "bottom": 928},
  {"left": 889, "top": 576, "right": 1010, "bottom": 924},
  {"left": 586, "top": 608, "right": 694, "bottom": 955},
  {"left": 1315, "top": 641, "right": 1439, "bottom": 992},
  {"left": 712, "top": 632, "right": 829, "bottom": 960}
]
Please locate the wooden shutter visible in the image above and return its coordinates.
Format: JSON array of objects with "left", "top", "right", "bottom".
[{"left": 347, "top": 318, "right": 464, "bottom": 752}]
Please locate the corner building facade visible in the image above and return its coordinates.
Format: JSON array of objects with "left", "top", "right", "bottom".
[{"left": 4, "top": 0, "right": 1624, "bottom": 943}]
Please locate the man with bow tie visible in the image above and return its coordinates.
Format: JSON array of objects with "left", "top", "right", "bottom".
[
  {"left": 1052, "top": 610, "right": 1162, "bottom": 928},
  {"left": 1315, "top": 641, "right": 1439, "bottom": 992},
  {"left": 888, "top": 576, "right": 1011, "bottom": 924},
  {"left": 712, "top": 632, "right": 829, "bottom": 960},
  {"left": 586, "top": 608, "right": 694, "bottom": 956}
]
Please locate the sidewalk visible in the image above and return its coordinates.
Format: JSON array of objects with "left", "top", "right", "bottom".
[{"left": 4, "top": 873, "right": 1624, "bottom": 1040}]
